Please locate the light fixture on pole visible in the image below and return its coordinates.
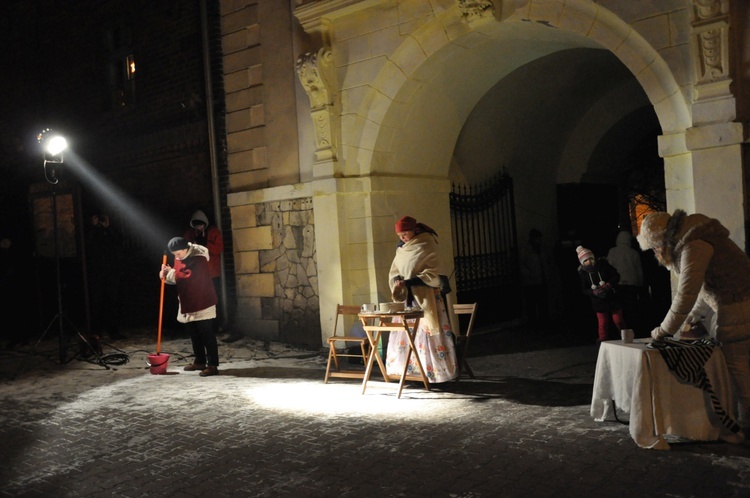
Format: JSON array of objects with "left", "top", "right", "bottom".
[
  {"left": 37, "top": 128, "right": 68, "bottom": 184},
  {"left": 15, "top": 130, "right": 108, "bottom": 374}
]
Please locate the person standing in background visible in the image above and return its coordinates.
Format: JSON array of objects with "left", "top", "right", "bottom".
[
  {"left": 183, "top": 209, "right": 238, "bottom": 343},
  {"left": 86, "top": 212, "right": 124, "bottom": 341},
  {"left": 607, "top": 230, "right": 644, "bottom": 335},
  {"left": 520, "top": 228, "right": 551, "bottom": 334},
  {"left": 1, "top": 234, "right": 34, "bottom": 348}
]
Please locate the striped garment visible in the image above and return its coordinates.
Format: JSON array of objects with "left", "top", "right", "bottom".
[{"left": 650, "top": 337, "right": 741, "bottom": 434}]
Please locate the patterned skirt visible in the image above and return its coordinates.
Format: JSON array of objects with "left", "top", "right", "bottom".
[{"left": 385, "top": 289, "right": 459, "bottom": 383}]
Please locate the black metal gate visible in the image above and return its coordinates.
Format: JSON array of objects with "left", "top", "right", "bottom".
[{"left": 450, "top": 171, "right": 521, "bottom": 325}]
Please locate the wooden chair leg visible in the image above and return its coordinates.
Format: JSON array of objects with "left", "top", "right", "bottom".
[
  {"left": 324, "top": 338, "right": 370, "bottom": 382},
  {"left": 461, "top": 338, "right": 475, "bottom": 378},
  {"left": 359, "top": 342, "right": 368, "bottom": 364},
  {"left": 324, "top": 345, "right": 337, "bottom": 383},
  {"left": 462, "top": 358, "right": 475, "bottom": 378}
]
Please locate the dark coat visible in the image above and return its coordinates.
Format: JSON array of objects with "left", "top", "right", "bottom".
[{"left": 578, "top": 258, "right": 622, "bottom": 313}]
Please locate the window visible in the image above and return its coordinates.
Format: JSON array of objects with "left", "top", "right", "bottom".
[{"left": 104, "top": 24, "right": 135, "bottom": 109}]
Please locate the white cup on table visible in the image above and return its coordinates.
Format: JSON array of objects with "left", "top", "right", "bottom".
[
  {"left": 361, "top": 303, "right": 377, "bottom": 313},
  {"left": 621, "top": 329, "right": 634, "bottom": 343}
]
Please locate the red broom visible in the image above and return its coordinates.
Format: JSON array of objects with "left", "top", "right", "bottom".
[{"left": 156, "top": 252, "right": 167, "bottom": 354}]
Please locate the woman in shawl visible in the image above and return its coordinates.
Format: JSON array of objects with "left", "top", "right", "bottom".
[{"left": 386, "top": 216, "right": 458, "bottom": 383}]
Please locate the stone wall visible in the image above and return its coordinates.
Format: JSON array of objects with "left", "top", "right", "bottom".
[{"left": 232, "top": 195, "right": 320, "bottom": 347}]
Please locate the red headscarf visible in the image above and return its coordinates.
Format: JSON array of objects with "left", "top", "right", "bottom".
[
  {"left": 395, "top": 216, "right": 438, "bottom": 237},
  {"left": 395, "top": 216, "right": 417, "bottom": 233}
]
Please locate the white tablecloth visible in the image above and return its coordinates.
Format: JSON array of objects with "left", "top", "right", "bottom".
[{"left": 590, "top": 338, "right": 736, "bottom": 450}]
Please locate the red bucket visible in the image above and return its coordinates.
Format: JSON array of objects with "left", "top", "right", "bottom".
[{"left": 147, "top": 353, "right": 170, "bottom": 375}]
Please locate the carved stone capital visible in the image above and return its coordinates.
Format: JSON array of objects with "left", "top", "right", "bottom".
[
  {"left": 693, "top": 0, "right": 724, "bottom": 20},
  {"left": 296, "top": 48, "right": 334, "bottom": 110},
  {"left": 459, "top": 0, "right": 495, "bottom": 21},
  {"left": 296, "top": 48, "right": 339, "bottom": 165}
]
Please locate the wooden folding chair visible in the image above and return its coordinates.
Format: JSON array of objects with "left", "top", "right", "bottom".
[
  {"left": 453, "top": 303, "right": 478, "bottom": 380},
  {"left": 324, "top": 304, "right": 370, "bottom": 383}
]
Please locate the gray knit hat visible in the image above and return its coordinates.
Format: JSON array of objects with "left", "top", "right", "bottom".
[{"left": 167, "top": 237, "right": 189, "bottom": 252}]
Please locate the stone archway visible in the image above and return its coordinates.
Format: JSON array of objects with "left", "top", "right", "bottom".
[
  {"left": 349, "top": 1, "right": 690, "bottom": 178},
  {"left": 336, "top": 1, "right": 694, "bottom": 305},
  {"left": 344, "top": 0, "right": 744, "bottom": 242}
]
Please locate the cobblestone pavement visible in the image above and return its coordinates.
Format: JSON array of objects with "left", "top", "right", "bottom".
[{"left": 0, "top": 328, "right": 748, "bottom": 497}]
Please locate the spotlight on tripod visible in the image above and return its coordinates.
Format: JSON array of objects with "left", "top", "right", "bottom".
[
  {"left": 37, "top": 128, "right": 67, "bottom": 183},
  {"left": 15, "top": 129, "right": 109, "bottom": 374}
]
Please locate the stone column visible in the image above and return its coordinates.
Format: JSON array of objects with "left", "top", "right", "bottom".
[{"left": 680, "top": 0, "right": 747, "bottom": 246}]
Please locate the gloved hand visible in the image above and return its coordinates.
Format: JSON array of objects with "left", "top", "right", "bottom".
[
  {"left": 593, "top": 283, "right": 611, "bottom": 297},
  {"left": 651, "top": 327, "right": 671, "bottom": 340}
]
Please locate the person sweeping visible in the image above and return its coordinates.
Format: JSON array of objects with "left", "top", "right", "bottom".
[{"left": 159, "top": 237, "right": 219, "bottom": 377}]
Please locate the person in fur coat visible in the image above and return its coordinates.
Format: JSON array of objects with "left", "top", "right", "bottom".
[{"left": 638, "top": 209, "right": 750, "bottom": 431}]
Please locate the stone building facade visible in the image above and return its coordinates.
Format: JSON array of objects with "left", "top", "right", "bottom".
[{"left": 219, "top": 0, "right": 749, "bottom": 347}]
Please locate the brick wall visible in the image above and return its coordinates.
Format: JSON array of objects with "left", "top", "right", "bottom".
[{"left": 0, "top": 0, "right": 234, "bottom": 332}]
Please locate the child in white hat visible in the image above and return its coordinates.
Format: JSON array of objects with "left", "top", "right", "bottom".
[{"left": 576, "top": 245, "right": 628, "bottom": 344}]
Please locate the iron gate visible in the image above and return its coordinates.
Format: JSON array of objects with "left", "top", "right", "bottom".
[{"left": 450, "top": 171, "right": 521, "bottom": 323}]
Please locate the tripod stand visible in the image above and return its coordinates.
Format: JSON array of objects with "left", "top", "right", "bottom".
[{"left": 15, "top": 187, "right": 109, "bottom": 377}]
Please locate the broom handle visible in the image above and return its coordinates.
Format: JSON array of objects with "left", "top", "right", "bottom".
[{"left": 157, "top": 252, "right": 167, "bottom": 354}]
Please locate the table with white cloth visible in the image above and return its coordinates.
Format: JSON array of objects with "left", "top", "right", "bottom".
[
  {"left": 359, "top": 310, "right": 428, "bottom": 398},
  {"left": 590, "top": 338, "right": 737, "bottom": 450}
]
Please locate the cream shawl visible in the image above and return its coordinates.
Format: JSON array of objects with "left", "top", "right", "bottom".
[{"left": 388, "top": 232, "right": 445, "bottom": 334}]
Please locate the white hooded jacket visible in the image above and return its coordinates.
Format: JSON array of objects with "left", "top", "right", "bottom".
[{"left": 607, "top": 231, "right": 644, "bottom": 287}]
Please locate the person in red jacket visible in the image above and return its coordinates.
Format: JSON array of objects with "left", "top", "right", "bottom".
[
  {"left": 183, "top": 209, "right": 238, "bottom": 342},
  {"left": 160, "top": 237, "right": 219, "bottom": 376}
]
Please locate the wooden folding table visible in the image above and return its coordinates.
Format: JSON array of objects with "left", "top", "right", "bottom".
[{"left": 359, "top": 310, "right": 429, "bottom": 398}]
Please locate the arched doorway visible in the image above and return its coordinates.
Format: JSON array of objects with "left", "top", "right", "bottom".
[{"left": 343, "top": 3, "right": 682, "bottom": 332}]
